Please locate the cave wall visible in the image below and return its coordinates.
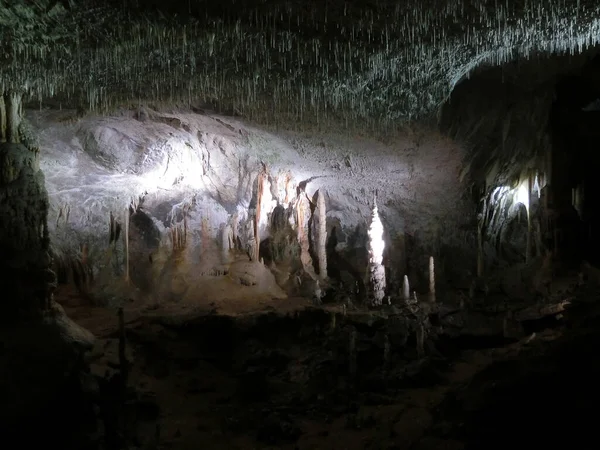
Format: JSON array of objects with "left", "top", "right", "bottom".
[
  {"left": 439, "top": 52, "right": 600, "bottom": 273},
  {"left": 31, "top": 108, "right": 473, "bottom": 304}
]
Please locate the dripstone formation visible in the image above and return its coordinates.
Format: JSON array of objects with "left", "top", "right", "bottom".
[
  {"left": 0, "top": 91, "right": 54, "bottom": 318},
  {"left": 0, "top": 90, "right": 94, "bottom": 432}
]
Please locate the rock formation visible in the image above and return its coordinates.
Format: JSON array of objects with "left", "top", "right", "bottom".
[
  {"left": 368, "top": 197, "right": 386, "bottom": 306},
  {"left": 0, "top": 91, "right": 94, "bottom": 430}
]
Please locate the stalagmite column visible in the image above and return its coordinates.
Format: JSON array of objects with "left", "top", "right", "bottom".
[
  {"left": 124, "top": 208, "right": 130, "bottom": 283},
  {"left": 368, "top": 196, "right": 386, "bottom": 306},
  {"left": 254, "top": 168, "right": 273, "bottom": 262},
  {"left": 5, "top": 91, "right": 22, "bottom": 144},
  {"left": 221, "top": 220, "right": 233, "bottom": 262},
  {"left": 316, "top": 189, "right": 328, "bottom": 280},
  {"left": 296, "top": 192, "right": 317, "bottom": 278},
  {"left": 402, "top": 275, "right": 410, "bottom": 302},
  {"left": 254, "top": 173, "right": 263, "bottom": 262},
  {"left": 232, "top": 212, "right": 239, "bottom": 250},
  {"left": 428, "top": 256, "right": 436, "bottom": 302}
]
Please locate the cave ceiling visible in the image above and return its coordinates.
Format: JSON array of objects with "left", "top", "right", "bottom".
[{"left": 1, "top": 0, "right": 600, "bottom": 131}]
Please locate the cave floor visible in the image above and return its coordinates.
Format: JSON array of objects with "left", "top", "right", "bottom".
[{"left": 56, "top": 283, "right": 600, "bottom": 450}]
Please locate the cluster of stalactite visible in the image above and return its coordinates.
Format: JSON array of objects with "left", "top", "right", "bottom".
[
  {"left": 1, "top": 1, "right": 599, "bottom": 131},
  {"left": 476, "top": 169, "right": 550, "bottom": 274},
  {"left": 170, "top": 220, "right": 188, "bottom": 252}
]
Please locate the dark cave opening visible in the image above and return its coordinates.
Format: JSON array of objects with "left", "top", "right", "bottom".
[{"left": 550, "top": 55, "right": 600, "bottom": 265}]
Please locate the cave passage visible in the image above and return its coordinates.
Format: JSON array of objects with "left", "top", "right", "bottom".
[{"left": 4, "top": 1, "right": 600, "bottom": 450}]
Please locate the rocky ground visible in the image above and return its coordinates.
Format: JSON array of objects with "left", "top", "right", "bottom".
[{"left": 23, "top": 268, "right": 599, "bottom": 450}]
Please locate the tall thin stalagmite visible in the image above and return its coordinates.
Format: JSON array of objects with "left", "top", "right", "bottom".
[
  {"left": 0, "top": 95, "right": 6, "bottom": 142},
  {"left": 124, "top": 208, "right": 130, "bottom": 283},
  {"left": 5, "top": 91, "right": 21, "bottom": 144},
  {"left": 428, "top": 256, "right": 435, "bottom": 302},
  {"left": 368, "top": 195, "right": 386, "bottom": 306},
  {"left": 526, "top": 173, "right": 533, "bottom": 263},
  {"left": 296, "top": 192, "right": 316, "bottom": 278},
  {"left": 316, "top": 189, "right": 327, "bottom": 280},
  {"left": 254, "top": 171, "right": 264, "bottom": 262},
  {"left": 402, "top": 275, "right": 410, "bottom": 301}
]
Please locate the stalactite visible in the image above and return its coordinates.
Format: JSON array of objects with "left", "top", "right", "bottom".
[
  {"left": 171, "top": 222, "right": 187, "bottom": 252},
  {"left": 4, "top": 0, "right": 600, "bottom": 132}
]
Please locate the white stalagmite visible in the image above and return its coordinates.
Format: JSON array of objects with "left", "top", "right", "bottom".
[
  {"left": 368, "top": 196, "right": 386, "bottom": 306},
  {"left": 221, "top": 221, "right": 232, "bottom": 262},
  {"left": 402, "top": 275, "right": 410, "bottom": 301},
  {"left": 316, "top": 189, "right": 327, "bottom": 280},
  {"left": 429, "top": 256, "right": 435, "bottom": 301}
]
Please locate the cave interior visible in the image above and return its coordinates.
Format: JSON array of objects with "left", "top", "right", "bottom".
[{"left": 3, "top": 1, "right": 600, "bottom": 449}]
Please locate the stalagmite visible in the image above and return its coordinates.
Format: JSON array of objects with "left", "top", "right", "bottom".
[
  {"left": 254, "top": 172, "right": 265, "bottom": 262},
  {"left": 0, "top": 95, "right": 6, "bottom": 142},
  {"left": 231, "top": 212, "right": 239, "bottom": 249},
  {"left": 314, "top": 280, "right": 322, "bottom": 305},
  {"left": 368, "top": 195, "right": 386, "bottom": 306},
  {"left": 428, "top": 256, "right": 436, "bottom": 302},
  {"left": 201, "top": 216, "right": 210, "bottom": 253},
  {"left": 222, "top": 221, "right": 232, "bottom": 262},
  {"left": 124, "top": 208, "right": 130, "bottom": 283},
  {"left": 296, "top": 193, "right": 316, "bottom": 278},
  {"left": 316, "top": 189, "right": 328, "bottom": 280},
  {"left": 5, "top": 91, "right": 22, "bottom": 144},
  {"left": 402, "top": 275, "right": 410, "bottom": 301}
]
